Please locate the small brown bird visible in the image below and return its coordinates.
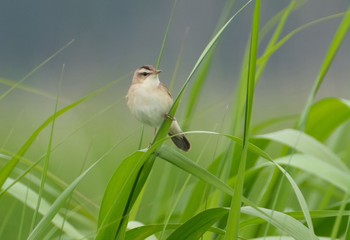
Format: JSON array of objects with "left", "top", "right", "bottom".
[{"left": 126, "top": 65, "right": 190, "bottom": 152}]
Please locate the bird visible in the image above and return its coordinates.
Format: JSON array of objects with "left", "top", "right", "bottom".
[{"left": 126, "top": 65, "right": 190, "bottom": 152}]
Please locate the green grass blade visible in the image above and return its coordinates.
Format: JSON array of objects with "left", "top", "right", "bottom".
[
  {"left": 298, "top": 9, "right": 350, "bottom": 130},
  {"left": 32, "top": 64, "right": 64, "bottom": 228},
  {"left": 166, "top": 208, "right": 228, "bottom": 240},
  {"left": 331, "top": 193, "right": 349, "bottom": 239},
  {"left": 225, "top": 1, "right": 260, "bottom": 239},
  {"left": 255, "top": 161, "right": 315, "bottom": 235},
  {"left": 255, "top": 0, "right": 295, "bottom": 82},
  {"left": 155, "top": 0, "right": 177, "bottom": 69}
]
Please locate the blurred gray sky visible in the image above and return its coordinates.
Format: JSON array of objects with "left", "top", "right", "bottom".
[{"left": 0, "top": 0, "right": 349, "bottom": 112}]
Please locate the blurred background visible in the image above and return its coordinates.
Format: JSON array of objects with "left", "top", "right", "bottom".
[{"left": 0, "top": 0, "right": 349, "bottom": 237}]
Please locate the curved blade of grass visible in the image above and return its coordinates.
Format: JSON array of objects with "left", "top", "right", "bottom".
[
  {"left": 273, "top": 154, "right": 350, "bottom": 193},
  {"left": 0, "top": 75, "right": 124, "bottom": 190},
  {"left": 306, "top": 98, "right": 350, "bottom": 141},
  {"left": 297, "top": 9, "right": 350, "bottom": 130},
  {"left": 0, "top": 39, "right": 74, "bottom": 101},
  {"left": 241, "top": 206, "right": 318, "bottom": 240},
  {"left": 167, "top": 208, "right": 228, "bottom": 240},
  {"left": 241, "top": 210, "right": 350, "bottom": 229},
  {"left": 254, "top": 128, "right": 348, "bottom": 172},
  {"left": 225, "top": 1, "right": 260, "bottom": 239}
]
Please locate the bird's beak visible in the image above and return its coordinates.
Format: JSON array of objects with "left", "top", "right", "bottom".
[{"left": 155, "top": 69, "right": 162, "bottom": 74}]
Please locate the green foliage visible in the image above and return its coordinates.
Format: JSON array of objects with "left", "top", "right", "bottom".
[{"left": 1, "top": 1, "right": 350, "bottom": 240}]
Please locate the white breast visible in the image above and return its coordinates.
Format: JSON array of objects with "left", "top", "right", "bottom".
[{"left": 127, "top": 82, "right": 172, "bottom": 128}]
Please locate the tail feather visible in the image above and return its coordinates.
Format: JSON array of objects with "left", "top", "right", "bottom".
[
  {"left": 169, "top": 133, "right": 191, "bottom": 152},
  {"left": 169, "top": 120, "right": 191, "bottom": 152}
]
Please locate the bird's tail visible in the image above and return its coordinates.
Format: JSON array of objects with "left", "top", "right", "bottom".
[{"left": 168, "top": 120, "right": 191, "bottom": 152}]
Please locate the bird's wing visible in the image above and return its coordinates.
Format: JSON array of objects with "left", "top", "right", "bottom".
[{"left": 159, "top": 83, "right": 172, "bottom": 98}]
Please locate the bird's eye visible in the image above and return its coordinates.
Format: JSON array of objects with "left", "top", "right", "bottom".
[{"left": 141, "top": 72, "right": 149, "bottom": 76}]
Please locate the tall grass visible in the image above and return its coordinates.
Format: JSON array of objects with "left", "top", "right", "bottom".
[{"left": 1, "top": 0, "right": 350, "bottom": 239}]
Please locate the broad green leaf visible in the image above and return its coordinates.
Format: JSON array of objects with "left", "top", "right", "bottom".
[
  {"left": 96, "top": 151, "right": 149, "bottom": 240},
  {"left": 306, "top": 98, "right": 350, "bottom": 141}
]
